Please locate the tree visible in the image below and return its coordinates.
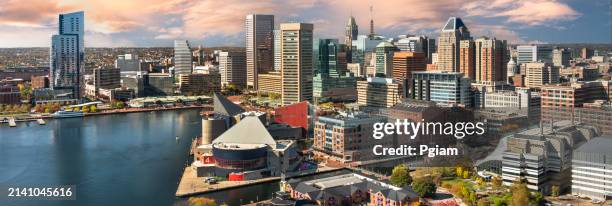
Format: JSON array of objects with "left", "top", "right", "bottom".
[
  {"left": 269, "top": 92, "right": 280, "bottom": 100},
  {"left": 456, "top": 166, "right": 463, "bottom": 177},
  {"left": 491, "top": 176, "right": 502, "bottom": 188},
  {"left": 462, "top": 170, "right": 469, "bottom": 179},
  {"left": 511, "top": 182, "right": 530, "bottom": 206},
  {"left": 468, "top": 192, "right": 477, "bottom": 205},
  {"left": 390, "top": 164, "right": 413, "bottom": 187},
  {"left": 531, "top": 192, "right": 544, "bottom": 206},
  {"left": 82, "top": 106, "right": 89, "bottom": 113},
  {"left": 477, "top": 198, "right": 490, "bottom": 206},
  {"left": 188, "top": 197, "right": 217, "bottom": 206},
  {"left": 551, "top": 185, "right": 559, "bottom": 197},
  {"left": 412, "top": 178, "right": 437, "bottom": 198},
  {"left": 90, "top": 105, "right": 97, "bottom": 113}
]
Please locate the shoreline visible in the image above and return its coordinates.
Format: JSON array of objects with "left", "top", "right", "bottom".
[
  {"left": 175, "top": 166, "right": 344, "bottom": 198},
  {"left": 1, "top": 105, "right": 212, "bottom": 125}
]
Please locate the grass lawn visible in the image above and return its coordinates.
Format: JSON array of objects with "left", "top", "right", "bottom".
[{"left": 441, "top": 177, "right": 475, "bottom": 190}]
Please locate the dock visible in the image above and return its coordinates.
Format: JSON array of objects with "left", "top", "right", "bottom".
[
  {"left": 175, "top": 166, "right": 342, "bottom": 197},
  {"left": 8, "top": 117, "right": 16, "bottom": 127},
  {"left": 37, "top": 119, "right": 46, "bottom": 125}
]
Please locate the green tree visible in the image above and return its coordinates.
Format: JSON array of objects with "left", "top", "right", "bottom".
[
  {"left": 90, "top": 105, "right": 97, "bottom": 113},
  {"left": 531, "top": 192, "right": 544, "bottom": 206},
  {"left": 469, "top": 192, "right": 477, "bottom": 205},
  {"left": 390, "top": 164, "right": 413, "bottom": 187},
  {"left": 412, "top": 178, "right": 437, "bottom": 198},
  {"left": 511, "top": 182, "right": 530, "bottom": 206},
  {"left": 551, "top": 185, "right": 559, "bottom": 197},
  {"left": 462, "top": 170, "right": 469, "bottom": 179}
]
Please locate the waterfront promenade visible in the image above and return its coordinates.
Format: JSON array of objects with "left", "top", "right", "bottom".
[
  {"left": 175, "top": 165, "right": 342, "bottom": 197},
  {"left": 1, "top": 105, "right": 212, "bottom": 126}
]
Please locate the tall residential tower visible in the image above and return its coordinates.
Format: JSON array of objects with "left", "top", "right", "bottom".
[{"left": 50, "top": 11, "right": 85, "bottom": 97}]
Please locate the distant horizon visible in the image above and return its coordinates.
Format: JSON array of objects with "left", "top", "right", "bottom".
[
  {"left": 2, "top": 43, "right": 612, "bottom": 49},
  {"left": 0, "top": 0, "right": 611, "bottom": 47}
]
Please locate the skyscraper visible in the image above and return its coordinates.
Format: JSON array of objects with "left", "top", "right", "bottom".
[
  {"left": 437, "top": 17, "right": 470, "bottom": 72},
  {"left": 345, "top": 16, "right": 358, "bottom": 63},
  {"left": 410, "top": 71, "right": 472, "bottom": 107},
  {"left": 245, "top": 14, "right": 274, "bottom": 90},
  {"left": 280, "top": 23, "right": 314, "bottom": 106},
  {"left": 50, "top": 11, "right": 84, "bottom": 98},
  {"left": 345, "top": 16, "right": 358, "bottom": 48},
  {"left": 313, "top": 39, "right": 356, "bottom": 103},
  {"left": 375, "top": 41, "right": 397, "bottom": 77},
  {"left": 274, "top": 29, "right": 281, "bottom": 71},
  {"left": 219, "top": 51, "right": 247, "bottom": 88},
  {"left": 474, "top": 37, "right": 507, "bottom": 83},
  {"left": 552, "top": 48, "right": 570, "bottom": 68},
  {"left": 459, "top": 40, "right": 475, "bottom": 79},
  {"left": 174, "top": 40, "right": 193, "bottom": 76},
  {"left": 516, "top": 45, "right": 552, "bottom": 65}
]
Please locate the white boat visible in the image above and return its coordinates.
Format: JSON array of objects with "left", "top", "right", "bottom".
[{"left": 52, "top": 111, "right": 84, "bottom": 119}]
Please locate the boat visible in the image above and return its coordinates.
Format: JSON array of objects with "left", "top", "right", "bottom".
[{"left": 51, "top": 111, "right": 84, "bottom": 119}]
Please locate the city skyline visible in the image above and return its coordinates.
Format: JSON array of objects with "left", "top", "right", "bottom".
[{"left": 0, "top": 0, "right": 611, "bottom": 48}]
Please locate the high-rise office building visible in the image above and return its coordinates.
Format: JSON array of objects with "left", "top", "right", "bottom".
[
  {"left": 174, "top": 40, "right": 193, "bottom": 76},
  {"left": 410, "top": 71, "right": 472, "bottom": 107},
  {"left": 552, "top": 48, "right": 571, "bottom": 68},
  {"left": 50, "top": 11, "right": 84, "bottom": 98},
  {"left": 246, "top": 14, "right": 274, "bottom": 90},
  {"left": 437, "top": 17, "right": 470, "bottom": 72},
  {"left": 357, "top": 77, "right": 402, "bottom": 108},
  {"left": 375, "top": 41, "right": 397, "bottom": 76},
  {"left": 115, "top": 54, "right": 141, "bottom": 72},
  {"left": 344, "top": 16, "right": 358, "bottom": 62},
  {"left": 392, "top": 51, "right": 426, "bottom": 86},
  {"left": 280, "top": 23, "right": 314, "bottom": 106},
  {"left": 313, "top": 39, "right": 356, "bottom": 103},
  {"left": 516, "top": 45, "right": 552, "bottom": 65},
  {"left": 459, "top": 40, "right": 475, "bottom": 79},
  {"left": 219, "top": 51, "right": 247, "bottom": 88},
  {"left": 474, "top": 37, "right": 507, "bottom": 83},
  {"left": 524, "top": 62, "right": 559, "bottom": 87},
  {"left": 274, "top": 29, "right": 281, "bottom": 71},
  {"left": 93, "top": 67, "right": 121, "bottom": 90},
  {"left": 580, "top": 48, "right": 594, "bottom": 59}
]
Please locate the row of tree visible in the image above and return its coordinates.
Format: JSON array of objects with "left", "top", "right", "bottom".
[{"left": 0, "top": 104, "right": 31, "bottom": 114}]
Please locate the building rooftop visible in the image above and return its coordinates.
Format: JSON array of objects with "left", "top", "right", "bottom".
[
  {"left": 575, "top": 137, "right": 612, "bottom": 155},
  {"left": 442, "top": 17, "right": 467, "bottom": 31},
  {"left": 212, "top": 116, "right": 277, "bottom": 148},
  {"left": 213, "top": 92, "right": 245, "bottom": 116}
]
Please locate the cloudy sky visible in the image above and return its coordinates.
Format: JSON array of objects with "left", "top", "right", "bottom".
[{"left": 0, "top": 0, "right": 610, "bottom": 47}]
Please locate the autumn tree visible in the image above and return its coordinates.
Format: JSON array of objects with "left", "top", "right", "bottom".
[
  {"left": 188, "top": 197, "right": 217, "bottom": 206},
  {"left": 390, "top": 164, "right": 413, "bottom": 187},
  {"left": 511, "top": 182, "right": 530, "bottom": 206}
]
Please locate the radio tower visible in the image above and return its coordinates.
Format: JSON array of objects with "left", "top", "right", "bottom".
[{"left": 369, "top": 6, "right": 374, "bottom": 37}]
